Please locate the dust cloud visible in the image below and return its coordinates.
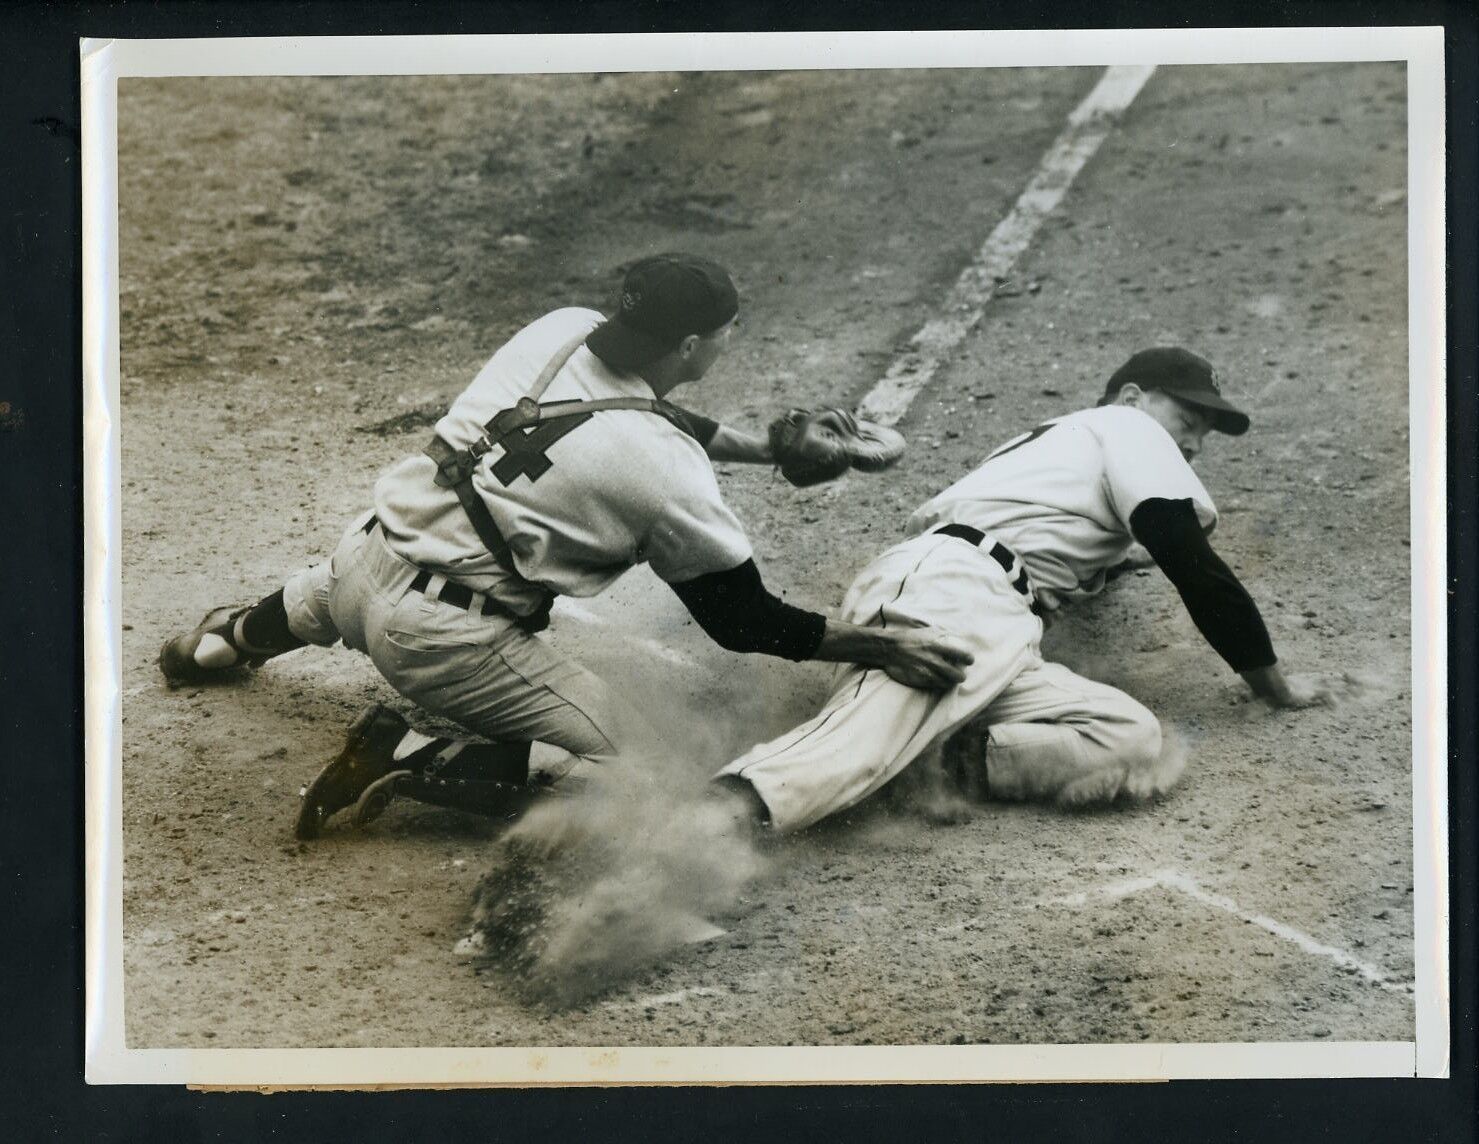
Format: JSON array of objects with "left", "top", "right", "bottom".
[{"left": 467, "top": 755, "right": 769, "bottom": 1007}]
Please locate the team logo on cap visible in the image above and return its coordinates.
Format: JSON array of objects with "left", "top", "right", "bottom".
[
  {"left": 621, "top": 290, "right": 642, "bottom": 311},
  {"left": 1208, "top": 368, "right": 1221, "bottom": 393}
]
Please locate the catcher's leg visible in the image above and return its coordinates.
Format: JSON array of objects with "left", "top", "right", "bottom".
[
  {"left": 945, "top": 661, "right": 1170, "bottom": 807},
  {"left": 158, "top": 511, "right": 375, "bottom": 687},
  {"left": 365, "top": 574, "right": 660, "bottom": 767},
  {"left": 293, "top": 646, "right": 629, "bottom": 840},
  {"left": 294, "top": 706, "right": 540, "bottom": 840},
  {"left": 157, "top": 591, "right": 309, "bottom": 688},
  {"left": 295, "top": 552, "right": 660, "bottom": 837},
  {"left": 359, "top": 656, "right": 655, "bottom": 835}
]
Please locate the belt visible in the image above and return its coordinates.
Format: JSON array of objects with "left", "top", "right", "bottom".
[
  {"left": 409, "top": 569, "right": 508, "bottom": 617},
  {"left": 933, "top": 524, "right": 1043, "bottom": 615},
  {"left": 359, "top": 514, "right": 515, "bottom": 621}
]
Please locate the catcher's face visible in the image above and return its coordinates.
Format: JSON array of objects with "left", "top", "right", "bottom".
[{"left": 682, "top": 317, "right": 735, "bottom": 381}]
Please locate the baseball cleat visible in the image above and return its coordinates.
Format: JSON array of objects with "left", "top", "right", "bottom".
[
  {"left": 348, "top": 769, "right": 413, "bottom": 830},
  {"left": 294, "top": 703, "right": 410, "bottom": 841},
  {"left": 158, "top": 605, "right": 257, "bottom": 688}
]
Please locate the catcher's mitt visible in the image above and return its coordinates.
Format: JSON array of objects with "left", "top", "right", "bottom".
[{"left": 767, "top": 407, "right": 907, "bottom": 487}]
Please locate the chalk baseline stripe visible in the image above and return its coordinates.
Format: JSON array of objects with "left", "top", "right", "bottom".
[
  {"left": 1049, "top": 868, "right": 1414, "bottom": 997},
  {"left": 857, "top": 64, "right": 1157, "bottom": 428}
]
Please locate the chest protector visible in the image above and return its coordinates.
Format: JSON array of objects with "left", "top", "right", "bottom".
[{"left": 423, "top": 332, "right": 697, "bottom": 631}]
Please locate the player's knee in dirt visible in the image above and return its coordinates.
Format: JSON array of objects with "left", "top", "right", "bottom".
[{"left": 1102, "top": 700, "right": 1162, "bottom": 772}]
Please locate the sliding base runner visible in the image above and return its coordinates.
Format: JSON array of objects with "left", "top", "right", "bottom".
[{"left": 716, "top": 347, "right": 1346, "bottom": 832}]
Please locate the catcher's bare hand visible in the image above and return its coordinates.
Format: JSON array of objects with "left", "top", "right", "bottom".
[{"left": 880, "top": 628, "right": 975, "bottom": 690}]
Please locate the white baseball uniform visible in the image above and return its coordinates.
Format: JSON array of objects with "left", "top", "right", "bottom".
[
  {"left": 281, "top": 307, "right": 752, "bottom": 764},
  {"left": 715, "top": 404, "right": 1219, "bottom": 831}
]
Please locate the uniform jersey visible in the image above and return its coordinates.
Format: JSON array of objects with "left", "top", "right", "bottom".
[
  {"left": 907, "top": 405, "right": 1217, "bottom": 606},
  {"left": 374, "top": 308, "right": 752, "bottom": 612}
]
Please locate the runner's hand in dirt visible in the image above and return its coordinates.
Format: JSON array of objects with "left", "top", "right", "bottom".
[{"left": 1242, "top": 666, "right": 1359, "bottom": 710}]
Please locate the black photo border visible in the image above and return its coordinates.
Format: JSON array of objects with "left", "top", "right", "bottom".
[{"left": 2, "top": 0, "right": 1472, "bottom": 1138}]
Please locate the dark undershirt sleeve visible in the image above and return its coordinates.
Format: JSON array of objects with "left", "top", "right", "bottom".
[
  {"left": 656, "top": 401, "right": 721, "bottom": 448},
  {"left": 668, "top": 559, "right": 827, "bottom": 662},
  {"left": 1129, "top": 497, "right": 1278, "bottom": 674}
]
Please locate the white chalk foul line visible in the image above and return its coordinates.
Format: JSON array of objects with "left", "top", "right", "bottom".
[
  {"left": 1049, "top": 869, "right": 1413, "bottom": 997},
  {"left": 856, "top": 65, "right": 1157, "bottom": 428}
]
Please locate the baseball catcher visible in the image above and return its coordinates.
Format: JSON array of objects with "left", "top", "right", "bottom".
[
  {"left": 158, "top": 253, "right": 960, "bottom": 839},
  {"left": 712, "top": 347, "right": 1343, "bottom": 832}
]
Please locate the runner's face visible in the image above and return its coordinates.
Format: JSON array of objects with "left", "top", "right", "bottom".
[{"left": 1133, "top": 390, "right": 1215, "bottom": 462}]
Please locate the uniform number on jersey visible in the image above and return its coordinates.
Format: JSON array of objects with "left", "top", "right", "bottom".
[
  {"left": 987, "top": 422, "right": 1055, "bottom": 461},
  {"left": 490, "top": 413, "right": 594, "bottom": 486}
]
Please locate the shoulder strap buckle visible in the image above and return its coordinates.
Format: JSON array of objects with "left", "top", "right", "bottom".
[{"left": 425, "top": 433, "right": 477, "bottom": 489}]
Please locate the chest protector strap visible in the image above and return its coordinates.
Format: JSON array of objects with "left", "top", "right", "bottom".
[{"left": 422, "top": 331, "right": 681, "bottom": 622}]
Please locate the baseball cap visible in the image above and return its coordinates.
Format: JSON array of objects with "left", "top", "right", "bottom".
[
  {"left": 586, "top": 253, "right": 740, "bottom": 370},
  {"left": 1102, "top": 347, "right": 1250, "bottom": 436}
]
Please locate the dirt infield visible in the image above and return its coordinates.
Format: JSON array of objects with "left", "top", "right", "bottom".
[{"left": 117, "top": 62, "right": 1412, "bottom": 1048}]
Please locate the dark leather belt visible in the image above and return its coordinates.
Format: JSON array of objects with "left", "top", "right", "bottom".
[
  {"left": 361, "top": 514, "right": 519, "bottom": 621},
  {"left": 359, "top": 514, "right": 554, "bottom": 633},
  {"left": 408, "top": 569, "right": 507, "bottom": 617},
  {"left": 933, "top": 524, "right": 1043, "bottom": 615}
]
